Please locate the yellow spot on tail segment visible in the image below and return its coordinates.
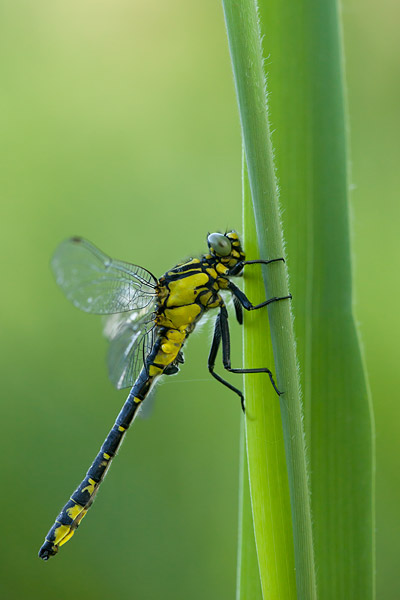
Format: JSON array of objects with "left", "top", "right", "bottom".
[
  {"left": 54, "top": 507, "right": 88, "bottom": 548},
  {"left": 118, "top": 425, "right": 126, "bottom": 432},
  {"left": 66, "top": 503, "right": 85, "bottom": 520},
  {"left": 82, "top": 478, "right": 97, "bottom": 496},
  {"left": 53, "top": 524, "right": 71, "bottom": 546},
  {"left": 59, "top": 529, "right": 76, "bottom": 547},
  {"left": 103, "top": 453, "right": 110, "bottom": 460},
  {"left": 134, "top": 397, "right": 141, "bottom": 404}
]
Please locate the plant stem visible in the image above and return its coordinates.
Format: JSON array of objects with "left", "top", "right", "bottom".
[
  {"left": 223, "top": 1, "right": 317, "bottom": 598},
  {"left": 256, "top": 0, "right": 375, "bottom": 597}
]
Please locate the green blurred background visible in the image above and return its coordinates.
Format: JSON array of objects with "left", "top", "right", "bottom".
[{"left": 0, "top": 1, "right": 398, "bottom": 598}]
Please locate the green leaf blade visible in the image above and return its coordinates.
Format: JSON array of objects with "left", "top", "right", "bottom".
[
  {"left": 223, "top": 2, "right": 317, "bottom": 598},
  {"left": 257, "top": 0, "right": 376, "bottom": 597}
]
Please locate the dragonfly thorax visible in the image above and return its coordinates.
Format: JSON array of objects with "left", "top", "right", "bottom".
[
  {"left": 156, "top": 232, "right": 244, "bottom": 333},
  {"left": 152, "top": 232, "right": 245, "bottom": 369}
]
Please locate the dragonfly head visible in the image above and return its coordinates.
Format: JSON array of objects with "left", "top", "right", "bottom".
[{"left": 207, "top": 231, "right": 245, "bottom": 270}]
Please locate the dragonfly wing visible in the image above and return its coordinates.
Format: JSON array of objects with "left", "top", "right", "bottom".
[
  {"left": 51, "top": 237, "right": 157, "bottom": 314},
  {"left": 104, "top": 311, "right": 156, "bottom": 390}
]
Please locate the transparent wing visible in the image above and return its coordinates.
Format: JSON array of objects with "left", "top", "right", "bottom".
[
  {"left": 51, "top": 237, "right": 158, "bottom": 314},
  {"left": 104, "top": 310, "right": 156, "bottom": 390}
]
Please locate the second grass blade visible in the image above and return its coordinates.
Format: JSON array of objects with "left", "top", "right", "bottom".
[
  {"left": 257, "top": 0, "right": 376, "bottom": 597},
  {"left": 237, "top": 163, "right": 296, "bottom": 600}
]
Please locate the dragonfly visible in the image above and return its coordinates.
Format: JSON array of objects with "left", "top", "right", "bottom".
[{"left": 38, "top": 231, "right": 290, "bottom": 560}]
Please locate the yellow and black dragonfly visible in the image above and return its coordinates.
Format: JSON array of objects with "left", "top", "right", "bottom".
[{"left": 38, "top": 231, "right": 290, "bottom": 560}]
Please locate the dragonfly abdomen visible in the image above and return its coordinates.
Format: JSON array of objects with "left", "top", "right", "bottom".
[{"left": 38, "top": 368, "right": 154, "bottom": 560}]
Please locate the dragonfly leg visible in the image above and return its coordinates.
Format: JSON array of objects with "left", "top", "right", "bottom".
[
  {"left": 218, "top": 304, "right": 282, "bottom": 397},
  {"left": 229, "top": 257, "right": 285, "bottom": 276},
  {"left": 228, "top": 281, "right": 292, "bottom": 312},
  {"left": 233, "top": 295, "right": 243, "bottom": 325},
  {"left": 208, "top": 310, "right": 245, "bottom": 412}
]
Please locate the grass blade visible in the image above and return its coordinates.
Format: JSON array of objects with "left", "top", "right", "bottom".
[
  {"left": 256, "top": 0, "right": 376, "bottom": 597},
  {"left": 223, "top": 2, "right": 317, "bottom": 598}
]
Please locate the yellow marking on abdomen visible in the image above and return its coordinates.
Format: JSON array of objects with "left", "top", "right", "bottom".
[
  {"left": 82, "top": 478, "right": 97, "bottom": 496},
  {"left": 59, "top": 529, "right": 75, "bottom": 547},
  {"left": 53, "top": 524, "right": 71, "bottom": 546},
  {"left": 149, "top": 364, "right": 163, "bottom": 377},
  {"left": 66, "top": 503, "right": 85, "bottom": 520}
]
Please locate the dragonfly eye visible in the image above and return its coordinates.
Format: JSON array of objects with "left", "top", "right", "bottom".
[{"left": 207, "top": 233, "right": 232, "bottom": 257}]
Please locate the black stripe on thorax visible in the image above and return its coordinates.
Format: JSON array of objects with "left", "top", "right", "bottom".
[
  {"left": 165, "top": 256, "right": 220, "bottom": 277},
  {"left": 164, "top": 268, "right": 204, "bottom": 283}
]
